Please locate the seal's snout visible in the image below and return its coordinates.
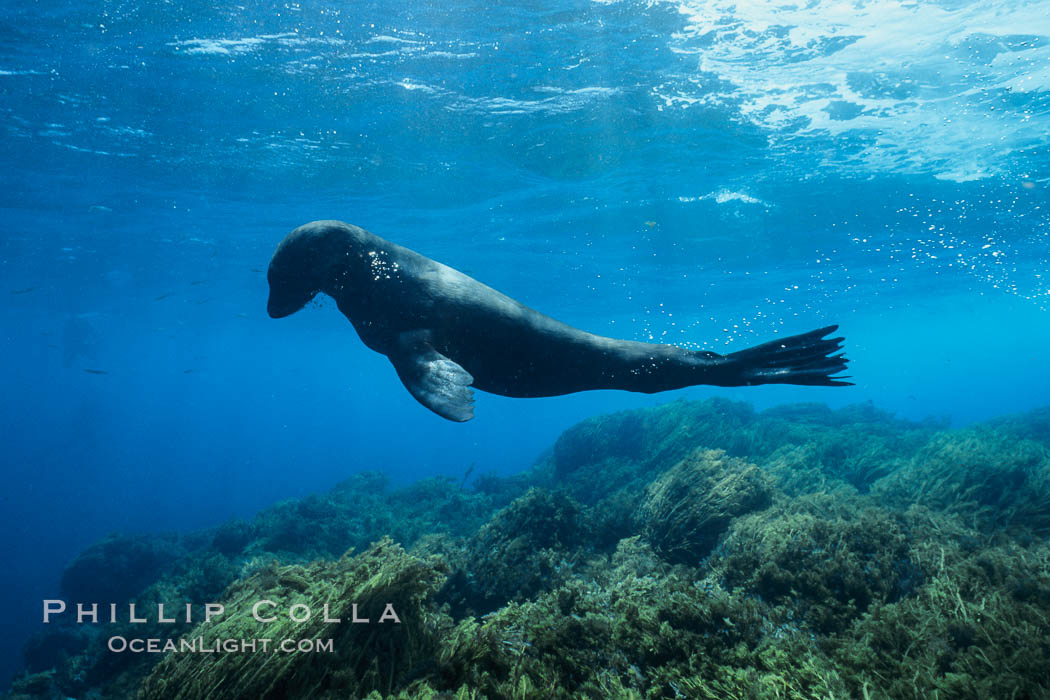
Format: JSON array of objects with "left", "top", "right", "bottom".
[
  {"left": 266, "top": 229, "right": 323, "bottom": 319},
  {"left": 267, "top": 295, "right": 297, "bottom": 319},
  {"left": 266, "top": 278, "right": 316, "bottom": 318}
]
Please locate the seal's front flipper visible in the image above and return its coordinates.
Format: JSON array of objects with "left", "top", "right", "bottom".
[{"left": 389, "top": 331, "right": 475, "bottom": 422}]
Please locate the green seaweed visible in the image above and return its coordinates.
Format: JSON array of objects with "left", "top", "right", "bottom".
[
  {"left": 441, "top": 487, "right": 591, "bottom": 616},
  {"left": 60, "top": 533, "right": 187, "bottom": 607},
  {"left": 640, "top": 448, "right": 773, "bottom": 565},
  {"left": 712, "top": 498, "right": 916, "bottom": 633},
  {"left": 138, "top": 539, "right": 450, "bottom": 700},
  {"left": 9, "top": 399, "right": 1050, "bottom": 700},
  {"left": 873, "top": 428, "right": 1050, "bottom": 534},
  {"left": 436, "top": 537, "right": 769, "bottom": 698},
  {"left": 546, "top": 399, "right": 941, "bottom": 507},
  {"left": 834, "top": 515, "right": 1050, "bottom": 699}
]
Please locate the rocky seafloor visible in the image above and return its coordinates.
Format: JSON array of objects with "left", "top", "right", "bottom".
[{"left": 6, "top": 398, "right": 1050, "bottom": 699}]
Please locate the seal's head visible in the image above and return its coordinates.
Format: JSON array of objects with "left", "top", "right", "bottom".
[{"left": 266, "top": 225, "right": 323, "bottom": 318}]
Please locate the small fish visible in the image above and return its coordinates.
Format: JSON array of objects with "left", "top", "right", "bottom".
[
  {"left": 251, "top": 267, "right": 264, "bottom": 273},
  {"left": 460, "top": 461, "right": 476, "bottom": 490},
  {"left": 183, "top": 369, "right": 197, "bottom": 374},
  {"left": 190, "top": 280, "right": 207, "bottom": 286},
  {"left": 83, "top": 368, "right": 109, "bottom": 375},
  {"left": 9, "top": 287, "right": 34, "bottom": 295},
  {"left": 153, "top": 293, "right": 172, "bottom": 301},
  {"left": 234, "top": 313, "right": 250, "bottom": 318},
  {"left": 644, "top": 221, "right": 657, "bottom": 228}
]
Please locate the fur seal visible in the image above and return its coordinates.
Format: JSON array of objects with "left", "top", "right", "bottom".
[{"left": 267, "top": 220, "right": 850, "bottom": 421}]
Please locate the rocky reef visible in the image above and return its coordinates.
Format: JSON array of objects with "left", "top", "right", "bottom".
[{"left": 6, "top": 399, "right": 1050, "bottom": 699}]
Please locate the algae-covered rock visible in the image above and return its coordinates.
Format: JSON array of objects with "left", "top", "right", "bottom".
[
  {"left": 253, "top": 471, "right": 396, "bottom": 559},
  {"left": 441, "top": 488, "right": 590, "bottom": 616},
  {"left": 547, "top": 399, "right": 939, "bottom": 509},
  {"left": 755, "top": 401, "right": 939, "bottom": 494},
  {"left": 436, "top": 538, "right": 766, "bottom": 698},
  {"left": 12, "top": 399, "right": 1050, "bottom": 700},
  {"left": 20, "top": 625, "right": 92, "bottom": 676},
  {"left": 873, "top": 428, "right": 1050, "bottom": 534},
  {"left": 640, "top": 448, "right": 773, "bottom": 565},
  {"left": 760, "top": 443, "right": 862, "bottom": 499},
  {"left": 435, "top": 537, "right": 856, "bottom": 699},
  {"left": 138, "top": 538, "right": 450, "bottom": 700},
  {"left": 2, "top": 671, "right": 62, "bottom": 700},
  {"left": 60, "top": 533, "right": 186, "bottom": 606},
  {"left": 238, "top": 471, "right": 494, "bottom": 562},
  {"left": 385, "top": 475, "right": 496, "bottom": 544},
  {"left": 984, "top": 406, "right": 1050, "bottom": 448},
  {"left": 29, "top": 547, "right": 244, "bottom": 699},
  {"left": 714, "top": 499, "right": 917, "bottom": 633},
  {"left": 210, "top": 518, "right": 257, "bottom": 557},
  {"left": 835, "top": 535, "right": 1050, "bottom": 699},
  {"left": 550, "top": 398, "right": 758, "bottom": 489}
]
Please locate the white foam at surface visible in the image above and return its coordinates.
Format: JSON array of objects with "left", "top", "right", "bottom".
[
  {"left": 652, "top": 0, "right": 1050, "bottom": 181},
  {"left": 679, "top": 190, "right": 768, "bottom": 206},
  {"left": 173, "top": 37, "right": 267, "bottom": 55},
  {"left": 367, "top": 35, "right": 424, "bottom": 45},
  {"left": 170, "top": 33, "right": 346, "bottom": 56},
  {"left": 450, "top": 87, "right": 621, "bottom": 115},
  {"left": 397, "top": 79, "right": 440, "bottom": 94}
]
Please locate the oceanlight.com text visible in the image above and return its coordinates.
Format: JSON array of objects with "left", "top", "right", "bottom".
[{"left": 107, "top": 636, "right": 334, "bottom": 654}]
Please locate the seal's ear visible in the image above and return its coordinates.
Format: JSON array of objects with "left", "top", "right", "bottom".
[{"left": 388, "top": 331, "right": 475, "bottom": 422}]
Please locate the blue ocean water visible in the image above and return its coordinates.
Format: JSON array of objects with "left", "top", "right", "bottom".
[{"left": 1, "top": 0, "right": 1048, "bottom": 684}]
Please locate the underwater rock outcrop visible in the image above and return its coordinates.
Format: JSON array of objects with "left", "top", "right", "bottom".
[
  {"left": 639, "top": 448, "right": 773, "bottom": 565},
  {"left": 60, "top": 533, "right": 186, "bottom": 606},
  {"left": 550, "top": 398, "right": 759, "bottom": 489},
  {"left": 546, "top": 398, "right": 941, "bottom": 506},
  {"left": 834, "top": 508, "right": 1050, "bottom": 698},
  {"left": 873, "top": 427, "right": 1050, "bottom": 534},
  {"left": 243, "top": 472, "right": 495, "bottom": 561},
  {"left": 138, "top": 539, "right": 449, "bottom": 700},
  {"left": 434, "top": 537, "right": 779, "bottom": 699},
  {"left": 713, "top": 497, "right": 917, "bottom": 633},
  {"left": 7, "top": 399, "right": 1050, "bottom": 700},
  {"left": 440, "top": 487, "right": 591, "bottom": 616}
]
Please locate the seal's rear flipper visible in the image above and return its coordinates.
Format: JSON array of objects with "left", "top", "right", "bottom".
[
  {"left": 726, "top": 325, "right": 852, "bottom": 387},
  {"left": 390, "top": 331, "right": 476, "bottom": 422}
]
